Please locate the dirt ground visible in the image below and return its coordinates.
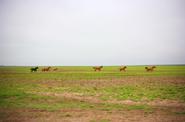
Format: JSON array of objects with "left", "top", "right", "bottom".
[
  {"left": 1, "top": 92, "right": 185, "bottom": 122},
  {"left": 35, "top": 92, "right": 185, "bottom": 108},
  {"left": 1, "top": 76, "right": 185, "bottom": 122},
  {"left": 0, "top": 108, "right": 185, "bottom": 122}
]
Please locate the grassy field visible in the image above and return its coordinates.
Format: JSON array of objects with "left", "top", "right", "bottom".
[{"left": 0, "top": 65, "right": 185, "bottom": 122}]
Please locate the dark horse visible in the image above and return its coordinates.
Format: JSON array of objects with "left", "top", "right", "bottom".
[
  {"left": 30, "top": 67, "right": 39, "bottom": 72},
  {"left": 93, "top": 66, "right": 103, "bottom": 71}
]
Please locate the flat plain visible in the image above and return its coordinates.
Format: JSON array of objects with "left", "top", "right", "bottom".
[{"left": 0, "top": 65, "right": 185, "bottom": 122}]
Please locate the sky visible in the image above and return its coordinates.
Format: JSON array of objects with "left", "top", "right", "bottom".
[{"left": 0, "top": 0, "right": 185, "bottom": 66}]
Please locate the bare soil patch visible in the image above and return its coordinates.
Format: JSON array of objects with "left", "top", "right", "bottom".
[
  {"left": 37, "top": 92, "right": 185, "bottom": 108},
  {"left": 1, "top": 108, "right": 185, "bottom": 122},
  {"left": 38, "top": 76, "right": 185, "bottom": 88}
]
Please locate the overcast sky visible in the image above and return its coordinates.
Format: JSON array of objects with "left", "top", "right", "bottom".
[{"left": 0, "top": 0, "right": 185, "bottom": 66}]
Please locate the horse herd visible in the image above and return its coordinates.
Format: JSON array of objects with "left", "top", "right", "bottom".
[
  {"left": 93, "top": 66, "right": 156, "bottom": 72},
  {"left": 30, "top": 66, "right": 58, "bottom": 72},
  {"left": 30, "top": 66, "right": 156, "bottom": 72}
]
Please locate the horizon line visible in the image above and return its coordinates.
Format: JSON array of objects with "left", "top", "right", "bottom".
[{"left": 0, "top": 63, "right": 185, "bottom": 67}]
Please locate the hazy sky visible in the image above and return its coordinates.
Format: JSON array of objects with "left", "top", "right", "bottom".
[{"left": 0, "top": 0, "right": 185, "bottom": 66}]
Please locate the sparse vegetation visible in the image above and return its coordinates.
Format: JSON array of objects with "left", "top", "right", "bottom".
[{"left": 0, "top": 65, "right": 185, "bottom": 121}]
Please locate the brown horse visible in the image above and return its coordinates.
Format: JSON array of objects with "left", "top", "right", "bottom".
[
  {"left": 42, "top": 67, "right": 51, "bottom": 72},
  {"left": 120, "top": 66, "right": 127, "bottom": 71},
  {"left": 53, "top": 68, "right": 58, "bottom": 71},
  {"left": 93, "top": 66, "right": 103, "bottom": 71},
  {"left": 145, "top": 66, "right": 156, "bottom": 72}
]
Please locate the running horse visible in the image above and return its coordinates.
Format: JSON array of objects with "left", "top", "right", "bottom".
[
  {"left": 30, "top": 67, "right": 39, "bottom": 72},
  {"left": 119, "top": 66, "right": 127, "bottom": 71},
  {"left": 53, "top": 68, "right": 58, "bottom": 71},
  {"left": 145, "top": 66, "right": 156, "bottom": 72},
  {"left": 93, "top": 66, "right": 103, "bottom": 71},
  {"left": 42, "top": 67, "right": 51, "bottom": 72}
]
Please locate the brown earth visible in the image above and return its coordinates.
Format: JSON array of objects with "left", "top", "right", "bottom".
[
  {"left": 0, "top": 108, "right": 185, "bottom": 122},
  {"left": 1, "top": 76, "right": 185, "bottom": 122},
  {"left": 37, "top": 92, "right": 185, "bottom": 108},
  {"left": 38, "top": 76, "right": 185, "bottom": 88},
  {"left": 1, "top": 91, "right": 185, "bottom": 122}
]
